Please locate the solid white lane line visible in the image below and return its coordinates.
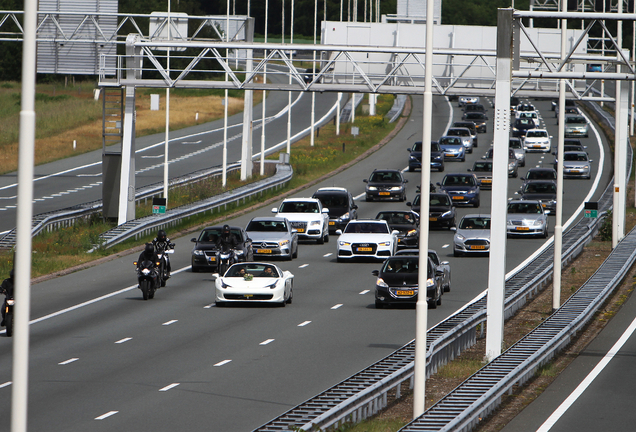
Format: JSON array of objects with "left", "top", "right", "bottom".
[
  {"left": 163, "top": 320, "right": 178, "bottom": 326},
  {"left": 298, "top": 321, "right": 312, "bottom": 327},
  {"left": 359, "top": 290, "right": 370, "bottom": 295},
  {"left": 0, "top": 382, "right": 11, "bottom": 388},
  {"left": 115, "top": 338, "right": 132, "bottom": 344},
  {"left": 536, "top": 316, "right": 636, "bottom": 432},
  {"left": 353, "top": 192, "right": 365, "bottom": 200},
  {"left": 95, "top": 411, "right": 118, "bottom": 420},
  {"left": 59, "top": 358, "right": 79, "bottom": 365},
  {"left": 331, "top": 304, "right": 343, "bottom": 310},
  {"left": 159, "top": 383, "right": 180, "bottom": 392},
  {"left": 323, "top": 253, "right": 332, "bottom": 257},
  {"left": 260, "top": 339, "right": 275, "bottom": 345},
  {"left": 298, "top": 264, "right": 309, "bottom": 268},
  {"left": 214, "top": 360, "right": 232, "bottom": 367}
]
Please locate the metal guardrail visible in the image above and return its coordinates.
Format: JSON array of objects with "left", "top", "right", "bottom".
[
  {"left": 96, "top": 162, "right": 292, "bottom": 249},
  {"left": 0, "top": 163, "right": 241, "bottom": 250},
  {"left": 252, "top": 101, "right": 628, "bottom": 432}
]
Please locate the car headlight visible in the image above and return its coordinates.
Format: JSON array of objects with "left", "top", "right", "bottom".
[
  {"left": 339, "top": 241, "right": 351, "bottom": 247},
  {"left": 278, "top": 239, "right": 290, "bottom": 246},
  {"left": 410, "top": 156, "right": 418, "bottom": 161},
  {"left": 583, "top": 165, "right": 589, "bottom": 169},
  {"left": 456, "top": 234, "right": 466, "bottom": 241},
  {"left": 508, "top": 162, "right": 515, "bottom": 169},
  {"left": 309, "top": 220, "right": 322, "bottom": 227},
  {"left": 338, "top": 212, "right": 350, "bottom": 221},
  {"left": 406, "top": 229, "right": 418, "bottom": 237},
  {"left": 378, "top": 241, "right": 392, "bottom": 246},
  {"left": 426, "top": 278, "right": 435, "bottom": 287},
  {"left": 235, "top": 250, "right": 245, "bottom": 256},
  {"left": 193, "top": 250, "right": 205, "bottom": 256},
  {"left": 434, "top": 155, "right": 442, "bottom": 161},
  {"left": 531, "top": 219, "right": 544, "bottom": 226},
  {"left": 390, "top": 186, "right": 403, "bottom": 191},
  {"left": 376, "top": 278, "right": 389, "bottom": 288},
  {"left": 221, "top": 280, "right": 231, "bottom": 289},
  {"left": 266, "top": 281, "right": 278, "bottom": 289},
  {"left": 512, "top": 127, "right": 519, "bottom": 131},
  {"left": 367, "top": 186, "right": 377, "bottom": 191}
]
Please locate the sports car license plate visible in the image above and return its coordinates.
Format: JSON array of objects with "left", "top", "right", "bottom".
[
  {"left": 379, "top": 192, "right": 390, "bottom": 196},
  {"left": 329, "top": 221, "right": 335, "bottom": 225},
  {"left": 429, "top": 217, "right": 438, "bottom": 221},
  {"left": 470, "top": 245, "right": 486, "bottom": 250},
  {"left": 357, "top": 247, "right": 373, "bottom": 252},
  {"left": 296, "top": 228, "right": 305, "bottom": 233},
  {"left": 208, "top": 256, "right": 216, "bottom": 262},
  {"left": 516, "top": 227, "right": 529, "bottom": 231},
  {"left": 452, "top": 196, "right": 463, "bottom": 200},
  {"left": 257, "top": 249, "right": 272, "bottom": 254},
  {"left": 396, "top": 290, "right": 414, "bottom": 296}
]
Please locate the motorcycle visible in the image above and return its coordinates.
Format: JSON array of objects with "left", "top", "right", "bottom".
[
  {"left": 134, "top": 259, "right": 161, "bottom": 300},
  {"left": 155, "top": 243, "right": 174, "bottom": 287},
  {"left": 3, "top": 293, "right": 14, "bottom": 337},
  {"left": 217, "top": 246, "right": 238, "bottom": 276}
]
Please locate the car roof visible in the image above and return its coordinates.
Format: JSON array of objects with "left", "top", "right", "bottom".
[
  {"left": 444, "top": 172, "right": 474, "bottom": 177},
  {"left": 249, "top": 216, "right": 288, "bottom": 222},
  {"left": 372, "top": 169, "right": 401, "bottom": 173},
  {"left": 202, "top": 225, "right": 243, "bottom": 230},
  {"left": 508, "top": 199, "right": 541, "bottom": 205},
  {"left": 527, "top": 167, "right": 556, "bottom": 173},
  {"left": 281, "top": 197, "right": 320, "bottom": 202},
  {"left": 314, "top": 187, "right": 349, "bottom": 194},
  {"left": 462, "top": 213, "right": 492, "bottom": 219}
]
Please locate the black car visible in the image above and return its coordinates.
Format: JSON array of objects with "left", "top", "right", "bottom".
[
  {"left": 461, "top": 112, "right": 488, "bottom": 133},
  {"left": 374, "top": 210, "right": 420, "bottom": 248},
  {"left": 522, "top": 167, "right": 557, "bottom": 183},
  {"left": 312, "top": 187, "right": 358, "bottom": 233},
  {"left": 511, "top": 118, "right": 535, "bottom": 138},
  {"left": 364, "top": 169, "right": 408, "bottom": 202},
  {"left": 463, "top": 103, "right": 487, "bottom": 114},
  {"left": 407, "top": 141, "right": 445, "bottom": 172},
  {"left": 518, "top": 180, "right": 557, "bottom": 214},
  {"left": 191, "top": 226, "right": 254, "bottom": 272},
  {"left": 428, "top": 192, "right": 457, "bottom": 229},
  {"left": 372, "top": 255, "right": 443, "bottom": 309}
]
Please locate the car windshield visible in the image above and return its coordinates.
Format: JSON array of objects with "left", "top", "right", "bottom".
[
  {"left": 520, "top": 112, "right": 537, "bottom": 118},
  {"left": 431, "top": 142, "right": 442, "bottom": 152},
  {"left": 344, "top": 222, "right": 389, "bottom": 234},
  {"left": 526, "top": 170, "right": 557, "bottom": 180},
  {"left": 524, "top": 183, "right": 557, "bottom": 194},
  {"left": 381, "top": 257, "right": 430, "bottom": 275},
  {"left": 459, "top": 217, "right": 491, "bottom": 230},
  {"left": 442, "top": 175, "right": 475, "bottom": 186},
  {"left": 526, "top": 130, "right": 548, "bottom": 138},
  {"left": 439, "top": 136, "right": 461, "bottom": 146},
  {"left": 226, "top": 264, "right": 280, "bottom": 278},
  {"left": 565, "top": 116, "right": 586, "bottom": 124},
  {"left": 508, "top": 202, "right": 542, "bottom": 214},
  {"left": 198, "top": 228, "right": 242, "bottom": 242},
  {"left": 564, "top": 153, "right": 588, "bottom": 161},
  {"left": 370, "top": 171, "right": 402, "bottom": 183},
  {"left": 509, "top": 140, "right": 522, "bottom": 149},
  {"left": 314, "top": 194, "right": 347, "bottom": 208},
  {"left": 465, "top": 113, "right": 485, "bottom": 120},
  {"left": 412, "top": 142, "right": 422, "bottom": 152},
  {"left": 246, "top": 220, "right": 288, "bottom": 232},
  {"left": 430, "top": 194, "right": 451, "bottom": 206},
  {"left": 375, "top": 212, "right": 416, "bottom": 225},
  {"left": 473, "top": 162, "right": 493, "bottom": 172},
  {"left": 448, "top": 128, "right": 470, "bottom": 137},
  {"left": 280, "top": 201, "right": 319, "bottom": 213},
  {"left": 563, "top": 145, "right": 583, "bottom": 152}
]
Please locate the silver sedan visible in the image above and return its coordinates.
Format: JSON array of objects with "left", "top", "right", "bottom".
[
  {"left": 506, "top": 200, "right": 549, "bottom": 238},
  {"left": 560, "top": 151, "right": 593, "bottom": 179},
  {"left": 245, "top": 217, "right": 299, "bottom": 260}
]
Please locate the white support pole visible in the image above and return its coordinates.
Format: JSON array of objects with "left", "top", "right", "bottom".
[
  {"left": 485, "top": 8, "right": 514, "bottom": 363},
  {"left": 12, "top": 1, "right": 36, "bottom": 431},
  {"left": 614, "top": 50, "right": 629, "bottom": 247},
  {"left": 412, "top": 0, "right": 434, "bottom": 418},
  {"left": 310, "top": 0, "right": 317, "bottom": 147},
  {"left": 336, "top": 92, "right": 341, "bottom": 135},
  {"left": 222, "top": 1, "right": 230, "bottom": 187},
  {"left": 241, "top": 18, "right": 254, "bottom": 180},
  {"left": 553, "top": 0, "right": 567, "bottom": 311},
  {"left": 163, "top": 0, "right": 171, "bottom": 205},
  {"left": 260, "top": 0, "right": 269, "bottom": 176}
]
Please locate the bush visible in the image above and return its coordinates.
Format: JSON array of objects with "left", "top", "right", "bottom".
[{"left": 599, "top": 210, "right": 612, "bottom": 242}]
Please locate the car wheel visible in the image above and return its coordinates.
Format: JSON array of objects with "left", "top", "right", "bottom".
[
  {"left": 287, "top": 284, "right": 293, "bottom": 304},
  {"left": 437, "top": 290, "right": 442, "bottom": 306},
  {"left": 317, "top": 234, "right": 324, "bottom": 245},
  {"left": 375, "top": 301, "right": 384, "bottom": 309},
  {"left": 365, "top": 195, "right": 372, "bottom": 202},
  {"left": 521, "top": 161, "right": 526, "bottom": 167},
  {"left": 454, "top": 249, "right": 461, "bottom": 257},
  {"left": 408, "top": 166, "right": 414, "bottom": 172},
  {"left": 191, "top": 265, "right": 199, "bottom": 273},
  {"left": 543, "top": 228, "right": 548, "bottom": 238},
  {"left": 473, "top": 199, "right": 480, "bottom": 208},
  {"left": 324, "top": 233, "right": 329, "bottom": 243},
  {"left": 215, "top": 301, "right": 225, "bottom": 308},
  {"left": 513, "top": 170, "right": 518, "bottom": 178},
  {"left": 428, "top": 298, "right": 437, "bottom": 309},
  {"left": 460, "top": 156, "right": 465, "bottom": 162},
  {"left": 439, "top": 165, "right": 445, "bottom": 172},
  {"left": 292, "top": 245, "right": 298, "bottom": 259},
  {"left": 337, "top": 257, "right": 344, "bottom": 263},
  {"left": 444, "top": 275, "right": 451, "bottom": 292}
]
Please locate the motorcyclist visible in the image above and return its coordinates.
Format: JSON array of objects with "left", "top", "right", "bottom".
[
  {"left": 152, "top": 229, "right": 174, "bottom": 279},
  {"left": 216, "top": 225, "right": 239, "bottom": 252},
  {"left": 137, "top": 243, "right": 159, "bottom": 272},
  {"left": 1, "top": 269, "right": 14, "bottom": 327}
]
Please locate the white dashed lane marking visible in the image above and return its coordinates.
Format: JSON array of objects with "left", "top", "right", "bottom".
[
  {"left": 59, "top": 358, "right": 79, "bottom": 365},
  {"left": 0, "top": 382, "right": 11, "bottom": 389},
  {"left": 159, "top": 383, "right": 180, "bottom": 392},
  {"left": 95, "top": 411, "right": 118, "bottom": 420},
  {"left": 162, "top": 320, "right": 178, "bottom": 326},
  {"left": 260, "top": 339, "right": 275, "bottom": 345},
  {"left": 115, "top": 338, "right": 132, "bottom": 344},
  {"left": 298, "top": 264, "right": 309, "bottom": 268},
  {"left": 331, "top": 304, "right": 343, "bottom": 310},
  {"left": 214, "top": 360, "right": 232, "bottom": 367},
  {"left": 359, "top": 290, "right": 370, "bottom": 294},
  {"left": 298, "top": 321, "right": 312, "bottom": 327},
  {"left": 323, "top": 253, "right": 332, "bottom": 257}
]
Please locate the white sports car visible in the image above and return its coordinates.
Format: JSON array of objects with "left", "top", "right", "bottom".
[
  {"left": 214, "top": 262, "right": 294, "bottom": 307},
  {"left": 336, "top": 219, "right": 398, "bottom": 262}
]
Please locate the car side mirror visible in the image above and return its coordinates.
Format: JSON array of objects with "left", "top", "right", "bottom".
[
  {"left": 391, "top": 230, "right": 400, "bottom": 235},
  {"left": 467, "top": 169, "right": 473, "bottom": 172},
  {"left": 450, "top": 227, "right": 457, "bottom": 231},
  {"left": 211, "top": 274, "right": 219, "bottom": 280},
  {"left": 550, "top": 135, "right": 553, "bottom": 139},
  {"left": 589, "top": 160, "right": 593, "bottom": 163},
  {"left": 272, "top": 207, "right": 278, "bottom": 213},
  {"left": 322, "top": 208, "right": 329, "bottom": 213},
  {"left": 436, "top": 182, "right": 441, "bottom": 186},
  {"left": 404, "top": 179, "right": 408, "bottom": 183},
  {"left": 191, "top": 238, "right": 197, "bottom": 242},
  {"left": 371, "top": 270, "right": 379, "bottom": 277},
  {"left": 436, "top": 269, "right": 445, "bottom": 276},
  {"left": 352, "top": 204, "right": 358, "bottom": 209},
  {"left": 335, "top": 229, "right": 343, "bottom": 235},
  {"left": 406, "top": 202, "right": 412, "bottom": 207},
  {"left": 363, "top": 179, "right": 368, "bottom": 183},
  {"left": 440, "top": 261, "right": 450, "bottom": 266}
]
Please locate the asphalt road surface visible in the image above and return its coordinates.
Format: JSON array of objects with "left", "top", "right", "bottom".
[{"left": 0, "top": 95, "right": 611, "bottom": 431}]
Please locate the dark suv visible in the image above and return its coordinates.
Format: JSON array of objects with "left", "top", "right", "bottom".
[{"left": 312, "top": 187, "right": 358, "bottom": 233}]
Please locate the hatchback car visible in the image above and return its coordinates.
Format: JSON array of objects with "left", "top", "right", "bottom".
[
  {"left": 336, "top": 220, "right": 399, "bottom": 262},
  {"left": 364, "top": 169, "right": 408, "bottom": 202},
  {"left": 427, "top": 192, "right": 457, "bottom": 229},
  {"left": 372, "top": 255, "right": 443, "bottom": 309},
  {"left": 312, "top": 187, "right": 358, "bottom": 233},
  {"left": 452, "top": 214, "right": 491, "bottom": 256},
  {"left": 461, "top": 112, "right": 489, "bottom": 133},
  {"left": 191, "top": 226, "right": 254, "bottom": 272},
  {"left": 509, "top": 137, "right": 526, "bottom": 167},
  {"left": 245, "top": 217, "right": 299, "bottom": 260},
  {"left": 438, "top": 136, "right": 466, "bottom": 162},
  {"left": 468, "top": 160, "right": 493, "bottom": 189},
  {"left": 436, "top": 173, "right": 480, "bottom": 207},
  {"left": 524, "top": 129, "right": 552, "bottom": 153},
  {"left": 446, "top": 127, "right": 474, "bottom": 153},
  {"left": 559, "top": 151, "right": 593, "bottom": 179},
  {"left": 507, "top": 200, "right": 549, "bottom": 238},
  {"left": 482, "top": 147, "right": 519, "bottom": 178},
  {"left": 375, "top": 210, "right": 419, "bottom": 248},
  {"left": 512, "top": 118, "right": 536, "bottom": 138},
  {"left": 407, "top": 141, "right": 445, "bottom": 172},
  {"left": 564, "top": 114, "right": 589, "bottom": 138},
  {"left": 463, "top": 103, "right": 487, "bottom": 114},
  {"left": 518, "top": 180, "right": 557, "bottom": 214},
  {"left": 522, "top": 167, "right": 557, "bottom": 183},
  {"left": 452, "top": 121, "right": 479, "bottom": 146}
]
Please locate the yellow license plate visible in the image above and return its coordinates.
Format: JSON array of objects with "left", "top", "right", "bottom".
[
  {"left": 516, "top": 227, "right": 529, "bottom": 231},
  {"left": 570, "top": 170, "right": 581, "bottom": 173},
  {"left": 296, "top": 228, "right": 305, "bottom": 233},
  {"left": 396, "top": 290, "right": 415, "bottom": 296},
  {"left": 379, "top": 192, "right": 390, "bottom": 196},
  {"left": 429, "top": 217, "right": 438, "bottom": 221},
  {"left": 452, "top": 196, "right": 463, "bottom": 200},
  {"left": 533, "top": 145, "right": 542, "bottom": 148},
  {"left": 257, "top": 249, "right": 272, "bottom": 253},
  {"left": 470, "top": 245, "right": 486, "bottom": 250},
  {"left": 329, "top": 221, "right": 335, "bottom": 225},
  {"left": 208, "top": 257, "right": 216, "bottom": 262},
  {"left": 357, "top": 247, "right": 373, "bottom": 252},
  {"left": 542, "top": 203, "right": 547, "bottom": 207},
  {"left": 445, "top": 152, "right": 454, "bottom": 156},
  {"left": 482, "top": 180, "right": 492, "bottom": 184}
]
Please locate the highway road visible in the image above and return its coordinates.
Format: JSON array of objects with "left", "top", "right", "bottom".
[
  {"left": 0, "top": 71, "right": 339, "bottom": 234},
  {"left": 0, "top": 95, "right": 611, "bottom": 431}
]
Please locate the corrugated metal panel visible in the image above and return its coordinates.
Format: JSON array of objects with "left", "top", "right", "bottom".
[
  {"left": 397, "top": 0, "right": 442, "bottom": 24},
  {"left": 37, "top": 0, "right": 117, "bottom": 75}
]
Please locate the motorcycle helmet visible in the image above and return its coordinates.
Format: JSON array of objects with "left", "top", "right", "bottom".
[
  {"left": 222, "top": 225, "right": 231, "bottom": 238},
  {"left": 144, "top": 243, "right": 155, "bottom": 258},
  {"left": 157, "top": 230, "right": 167, "bottom": 242}
]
